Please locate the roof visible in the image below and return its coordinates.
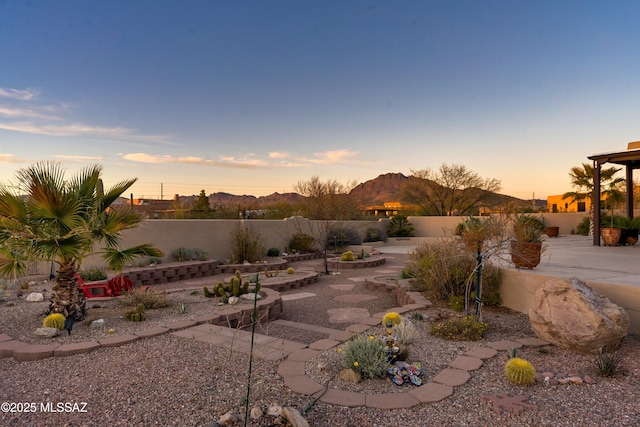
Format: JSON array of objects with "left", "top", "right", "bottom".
[{"left": 588, "top": 142, "right": 640, "bottom": 168}]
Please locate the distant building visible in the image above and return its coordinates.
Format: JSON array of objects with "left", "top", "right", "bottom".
[
  {"left": 547, "top": 195, "right": 592, "bottom": 213},
  {"left": 363, "top": 202, "right": 420, "bottom": 217},
  {"left": 128, "top": 194, "right": 180, "bottom": 218}
]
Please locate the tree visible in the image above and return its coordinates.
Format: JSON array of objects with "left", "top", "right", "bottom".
[
  {"left": 191, "top": 190, "right": 212, "bottom": 216},
  {"left": 0, "top": 161, "right": 162, "bottom": 321},
  {"left": 562, "top": 162, "right": 624, "bottom": 229},
  {"left": 401, "top": 164, "right": 502, "bottom": 216},
  {"left": 293, "top": 175, "right": 361, "bottom": 220}
]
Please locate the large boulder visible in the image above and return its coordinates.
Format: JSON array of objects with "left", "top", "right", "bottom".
[{"left": 529, "top": 277, "right": 629, "bottom": 353}]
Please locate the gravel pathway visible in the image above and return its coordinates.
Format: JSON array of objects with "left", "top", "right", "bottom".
[{"left": 1, "top": 254, "right": 639, "bottom": 426}]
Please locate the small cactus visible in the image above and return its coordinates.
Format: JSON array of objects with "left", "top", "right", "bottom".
[
  {"left": 125, "top": 304, "right": 147, "bottom": 322},
  {"left": 203, "top": 286, "right": 212, "bottom": 298},
  {"left": 43, "top": 313, "right": 66, "bottom": 330},
  {"left": 287, "top": 267, "right": 294, "bottom": 274},
  {"left": 505, "top": 357, "right": 536, "bottom": 385}
]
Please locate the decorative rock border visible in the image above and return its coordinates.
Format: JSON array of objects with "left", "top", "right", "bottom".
[
  {"left": 276, "top": 276, "right": 551, "bottom": 408},
  {"left": 327, "top": 256, "right": 386, "bottom": 270},
  {"left": 0, "top": 287, "right": 284, "bottom": 362}
]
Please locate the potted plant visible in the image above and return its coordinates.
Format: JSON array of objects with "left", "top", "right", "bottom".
[
  {"left": 600, "top": 214, "right": 622, "bottom": 246},
  {"left": 600, "top": 179, "right": 625, "bottom": 246},
  {"left": 510, "top": 213, "right": 544, "bottom": 269},
  {"left": 543, "top": 217, "right": 559, "bottom": 237},
  {"left": 613, "top": 216, "right": 640, "bottom": 245}
]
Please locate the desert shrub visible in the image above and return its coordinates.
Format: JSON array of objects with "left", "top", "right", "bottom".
[
  {"left": 595, "top": 350, "right": 622, "bottom": 377},
  {"left": 394, "top": 319, "right": 418, "bottom": 345},
  {"left": 267, "top": 247, "right": 280, "bottom": 257},
  {"left": 120, "top": 288, "right": 170, "bottom": 309},
  {"left": 230, "top": 227, "right": 265, "bottom": 263},
  {"left": 78, "top": 267, "right": 107, "bottom": 282},
  {"left": 327, "top": 225, "right": 363, "bottom": 250},
  {"left": 340, "top": 335, "right": 390, "bottom": 379},
  {"left": 387, "top": 214, "right": 414, "bottom": 237},
  {"left": 576, "top": 217, "right": 591, "bottom": 236},
  {"left": 407, "top": 240, "right": 501, "bottom": 305},
  {"left": 192, "top": 248, "right": 208, "bottom": 261},
  {"left": 364, "top": 227, "right": 387, "bottom": 242},
  {"left": 340, "top": 251, "right": 355, "bottom": 261},
  {"left": 173, "top": 247, "right": 193, "bottom": 262},
  {"left": 429, "top": 316, "right": 488, "bottom": 341},
  {"left": 288, "top": 232, "right": 317, "bottom": 253},
  {"left": 146, "top": 256, "right": 162, "bottom": 265}
]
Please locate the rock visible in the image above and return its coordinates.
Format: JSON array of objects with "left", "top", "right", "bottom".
[
  {"left": 339, "top": 368, "right": 361, "bottom": 383},
  {"left": 281, "top": 407, "right": 309, "bottom": 427},
  {"left": 26, "top": 292, "right": 44, "bottom": 302},
  {"left": 217, "top": 410, "right": 239, "bottom": 426},
  {"left": 584, "top": 375, "right": 597, "bottom": 384},
  {"left": 569, "top": 376, "right": 583, "bottom": 384},
  {"left": 529, "top": 277, "right": 630, "bottom": 353},
  {"left": 91, "top": 319, "right": 106, "bottom": 328},
  {"left": 241, "top": 293, "right": 262, "bottom": 301},
  {"left": 227, "top": 296, "right": 239, "bottom": 305},
  {"left": 267, "top": 403, "right": 282, "bottom": 417},
  {"left": 34, "top": 327, "right": 61, "bottom": 338},
  {"left": 250, "top": 406, "right": 263, "bottom": 420}
]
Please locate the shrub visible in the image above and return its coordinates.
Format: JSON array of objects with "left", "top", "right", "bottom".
[
  {"left": 340, "top": 251, "right": 355, "bottom": 261},
  {"left": 595, "top": 350, "right": 622, "bottom": 377},
  {"left": 288, "top": 232, "right": 317, "bottom": 253},
  {"left": 192, "top": 248, "right": 208, "bottom": 261},
  {"left": 267, "top": 247, "right": 280, "bottom": 257},
  {"left": 364, "top": 227, "right": 387, "bottom": 242},
  {"left": 387, "top": 215, "right": 414, "bottom": 237},
  {"left": 146, "top": 256, "right": 162, "bottom": 265},
  {"left": 78, "top": 268, "right": 107, "bottom": 282},
  {"left": 407, "top": 240, "right": 502, "bottom": 305},
  {"left": 230, "top": 227, "right": 265, "bottom": 263},
  {"left": 173, "top": 247, "right": 193, "bottom": 262},
  {"left": 429, "top": 315, "right": 488, "bottom": 341},
  {"left": 43, "top": 313, "right": 66, "bottom": 330},
  {"left": 120, "top": 288, "right": 169, "bottom": 309},
  {"left": 576, "top": 217, "right": 591, "bottom": 236},
  {"left": 394, "top": 319, "right": 418, "bottom": 345},
  {"left": 340, "top": 335, "right": 390, "bottom": 379},
  {"left": 327, "top": 225, "right": 363, "bottom": 250}
]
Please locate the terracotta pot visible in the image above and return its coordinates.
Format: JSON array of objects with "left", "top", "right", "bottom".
[
  {"left": 622, "top": 228, "right": 639, "bottom": 245},
  {"left": 510, "top": 241, "right": 542, "bottom": 269},
  {"left": 601, "top": 227, "right": 622, "bottom": 246},
  {"left": 545, "top": 226, "right": 559, "bottom": 238}
]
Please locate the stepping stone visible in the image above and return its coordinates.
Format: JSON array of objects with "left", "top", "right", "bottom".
[
  {"left": 432, "top": 368, "right": 471, "bottom": 387},
  {"left": 465, "top": 346, "right": 498, "bottom": 359},
  {"left": 283, "top": 376, "right": 325, "bottom": 396},
  {"left": 345, "top": 324, "right": 370, "bottom": 333},
  {"left": 287, "top": 348, "right": 319, "bottom": 362},
  {"left": 328, "top": 331, "right": 354, "bottom": 342},
  {"left": 365, "top": 392, "right": 420, "bottom": 409},
  {"left": 13, "top": 344, "right": 58, "bottom": 362},
  {"left": 449, "top": 355, "right": 483, "bottom": 371},
  {"left": 309, "top": 339, "right": 340, "bottom": 351},
  {"left": 409, "top": 382, "right": 454, "bottom": 403},
  {"left": 487, "top": 339, "right": 523, "bottom": 351},
  {"left": 55, "top": 341, "right": 100, "bottom": 357},
  {"left": 277, "top": 360, "right": 306, "bottom": 377},
  {"left": 327, "top": 307, "right": 370, "bottom": 323},
  {"left": 329, "top": 284, "right": 355, "bottom": 291},
  {"left": 333, "top": 294, "right": 378, "bottom": 303},
  {"left": 282, "top": 292, "right": 316, "bottom": 301}
]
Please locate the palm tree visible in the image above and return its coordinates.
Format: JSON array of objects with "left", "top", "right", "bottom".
[
  {"left": 0, "top": 162, "right": 162, "bottom": 321},
  {"left": 562, "top": 162, "right": 623, "bottom": 233}
]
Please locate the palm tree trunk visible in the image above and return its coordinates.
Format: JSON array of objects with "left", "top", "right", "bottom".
[{"left": 48, "top": 260, "right": 87, "bottom": 321}]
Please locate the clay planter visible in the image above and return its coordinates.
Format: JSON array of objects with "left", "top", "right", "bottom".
[
  {"left": 510, "top": 241, "right": 542, "bottom": 269},
  {"left": 545, "top": 226, "right": 559, "bottom": 238},
  {"left": 600, "top": 227, "right": 622, "bottom": 246}
]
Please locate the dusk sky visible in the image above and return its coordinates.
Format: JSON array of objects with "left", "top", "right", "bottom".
[{"left": 1, "top": 1, "right": 639, "bottom": 200}]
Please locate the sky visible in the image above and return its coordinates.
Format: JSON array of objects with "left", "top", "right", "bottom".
[{"left": 1, "top": 0, "right": 639, "bottom": 201}]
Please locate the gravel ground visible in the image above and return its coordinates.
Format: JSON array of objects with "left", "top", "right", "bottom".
[{"left": 1, "top": 254, "right": 639, "bottom": 427}]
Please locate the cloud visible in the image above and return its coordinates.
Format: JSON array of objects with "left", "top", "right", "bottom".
[
  {"left": 122, "top": 153, "right": 266, "bottom": 169},
  {"left": 0, "top": 121, "right": 174, "bottom": 145},
  {"left": 306, "top": 149, "right": 359, "bottom": 164},
  {"left": 0, "top": 154, "right": 29, "bottom": 163},
  {"left": 0, "top": 87, "right": 39, "bottom": 101},
  {"left": 0, "top": 106, "right": 61, "bottom": 120},
  {"left": 269, "top": 151, "right": 290, "bottom": 159}
]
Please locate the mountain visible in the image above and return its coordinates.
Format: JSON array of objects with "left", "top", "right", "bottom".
[{"left": 171, "top": 173, "right": 544, "bottom": 210}]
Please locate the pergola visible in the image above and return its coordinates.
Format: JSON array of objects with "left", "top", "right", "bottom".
[{"left": 588, "top": 142, "right": 640, "bottom": 245}]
